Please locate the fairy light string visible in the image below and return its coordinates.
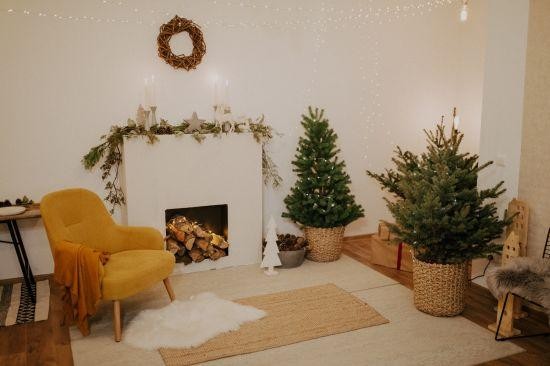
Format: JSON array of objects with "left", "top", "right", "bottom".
[
  {"left": 2, "top": 1, "right": 455, "bottom": 28},
  {"left": 1, "top": 0, "right": 457, "bottom": 165}
]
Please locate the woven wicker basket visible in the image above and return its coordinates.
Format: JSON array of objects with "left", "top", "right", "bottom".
[
  {"left": 412, "top": 256, "right": 468, "bottom": 316},
  {"left": 304, "top": 226, "right": 345, "bottom": 262}
]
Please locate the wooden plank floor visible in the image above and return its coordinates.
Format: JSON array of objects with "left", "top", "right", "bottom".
[
  {"left": 343, "top": 236, "right": 550, "bottom": 366},
  {"left": 1, "top": 237, "right": 548, "bottom": 365},
  {"left": 0, "top": 279, "right": 73, "bottom": 366}
]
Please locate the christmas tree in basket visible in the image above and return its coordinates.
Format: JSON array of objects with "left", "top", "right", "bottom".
[
  {"left": 367, "top": 120, "right": 512, "bottom": 316},
  {"left": 283, "top": 107, "right": 364, "bottom": 262}
]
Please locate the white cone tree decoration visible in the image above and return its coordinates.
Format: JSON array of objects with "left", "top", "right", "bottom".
[{"left": 261, "top": 216, "right": 282, "bottom": 276}]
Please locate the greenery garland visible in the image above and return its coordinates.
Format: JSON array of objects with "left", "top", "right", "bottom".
[{"left": 83, "top": 115, "right": 282, "bottom": 213}]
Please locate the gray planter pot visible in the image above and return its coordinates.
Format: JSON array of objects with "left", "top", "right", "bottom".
[{"left": 278, "top": 248, "right": 306, "bottom": 269}]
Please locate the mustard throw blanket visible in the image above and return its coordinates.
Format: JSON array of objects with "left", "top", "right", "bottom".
[{"left": 53, "top": 241, "right": 110, "bottom": 336}]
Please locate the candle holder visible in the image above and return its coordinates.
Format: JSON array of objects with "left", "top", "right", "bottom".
[
  {"left": 150, "top": 106, "right": 158, "bottom": 126},
  {"left": 213, "top": 104, "right": 222, "bottom": 122},
  {"left": 213, "top": 103, "right": 232, "bottom": 123},
  {"left": 144, "top": 110, "right": 151, "bottom": 130},
  {"left": 136, "top": 104, "right": 147, "bottom": 127}
]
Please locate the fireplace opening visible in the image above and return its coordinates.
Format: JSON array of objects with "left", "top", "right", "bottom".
[{"left": 165, "top": 204, "right": 229, "bottom": 265}]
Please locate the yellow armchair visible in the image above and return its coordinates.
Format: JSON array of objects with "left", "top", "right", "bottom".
[{"left": 41, "top": 188, "right": 175, "bottom": 341}]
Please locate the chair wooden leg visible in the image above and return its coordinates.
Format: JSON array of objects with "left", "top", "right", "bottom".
[
  {"left": 163, "top": 277, "right": 176, "bottom": 302},
  {"left": 113, "top": 300, "right": 122, "bottom": 342}
]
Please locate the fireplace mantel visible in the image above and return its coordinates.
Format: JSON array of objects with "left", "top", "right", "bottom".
[{"left": 121, "top": 134, "right": 263, "bottom": 273}]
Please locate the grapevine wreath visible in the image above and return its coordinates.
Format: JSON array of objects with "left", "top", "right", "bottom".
[{"left": 157, "top": 16, "right": 206, "bottom": 70}]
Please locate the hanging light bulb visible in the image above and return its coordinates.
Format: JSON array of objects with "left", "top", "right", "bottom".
[{"left": 460, "top": 0, "right": 469, "bottom": 22}]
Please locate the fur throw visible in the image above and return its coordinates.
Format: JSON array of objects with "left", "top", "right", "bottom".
[
  {"left": 486, "top": 257, "right": 550, "bottom": 324},
  {"left": 123, "top": 292, "right": 266, "bottom": 350}
]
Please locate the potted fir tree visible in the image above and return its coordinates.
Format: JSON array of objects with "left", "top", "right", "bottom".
[
  {"left": 283, "top": 107, "right": 364, "bottom": 262},
  {"left": 367, "top": 122, "right": 511, "bottom": 316}
]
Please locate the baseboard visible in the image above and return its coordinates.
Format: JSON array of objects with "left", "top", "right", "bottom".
[
  {"left": 0, "top": 237, "right": 373, "bottom": 284},
  {"left": 0, "top": 273, "right": 52, "bottom": 285},
  {"left": 343, "top": 233, "right": 375, "bottom": 241}
]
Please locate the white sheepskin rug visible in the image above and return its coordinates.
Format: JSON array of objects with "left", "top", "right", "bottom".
[{"left": 122, "top": 292, "right": 266, "bottom": 350}]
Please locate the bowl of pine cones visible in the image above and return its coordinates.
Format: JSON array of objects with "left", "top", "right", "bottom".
[{"left": 276, "top": 234, "right": 308, "bottom": 269}]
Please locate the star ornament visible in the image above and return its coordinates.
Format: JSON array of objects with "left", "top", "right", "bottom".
[{"left": 184, "top": 111, "right": 205, "bottom": 132}]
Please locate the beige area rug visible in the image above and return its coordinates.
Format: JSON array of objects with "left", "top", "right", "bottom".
[
  {"left": 71, "top": 256, "right": 524, "bottom": 366},
  {"left": 160, "top": 284, "right": 388, "bottom": 365}
]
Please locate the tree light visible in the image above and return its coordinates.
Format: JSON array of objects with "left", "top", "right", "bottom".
[{"left": 460, "top": 1, "right": 468, "bottom": 22}]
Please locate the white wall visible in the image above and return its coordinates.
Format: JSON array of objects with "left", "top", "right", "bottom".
[
  {"left": 473, "top": 0, "right": 529, "bottom": 279},
  {"left": 354, "top": 0, "right": 488, "bottom": 235},
  {"left": 518, "top": 0, "right": 550, "bottom": 258},
  {"left": 0, "top": 0, "right": 487, "bottom": 279},
  {"left": 478, "top": 0, "right": 530, "bottom": 213}
]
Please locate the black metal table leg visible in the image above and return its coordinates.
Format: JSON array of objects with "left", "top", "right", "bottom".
[{"left": 3, "top": 219, "right": 36, "bottom": 303}]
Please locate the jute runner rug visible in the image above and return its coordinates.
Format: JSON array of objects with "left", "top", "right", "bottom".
[{"left": 159, "top": 283, "right": 388, "bottom": 365}]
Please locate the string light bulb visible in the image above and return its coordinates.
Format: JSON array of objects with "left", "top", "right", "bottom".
[
  {"left": 460, "top": 0, "right": 468, "bottom": 22},
  {"left": 2, "top": 1, "right": 458, "bottom": 28}
]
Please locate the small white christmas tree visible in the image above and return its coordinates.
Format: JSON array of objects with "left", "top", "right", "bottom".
[{"left": 261, "top": 216, "right": 282, "bottom": 276}]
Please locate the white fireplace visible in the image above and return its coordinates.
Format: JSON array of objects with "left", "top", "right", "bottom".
[{"left": 121, "top": 134, "right": 263, "bottom": 273}]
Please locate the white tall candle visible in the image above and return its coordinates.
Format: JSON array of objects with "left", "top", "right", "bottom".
[
  {"left": 223, "top": 79, "right": 229, "bottom": 106},
  {"left": 144, "top": 76, "right": 156, "bottom": 107},
  {"left": 213, "top": 75, "right": 221, "bottom": 106},
  {"left": 149, "top": 75, "right": 156, "bottom": 106},
  {"left": 144, "top": 77, "right": 151, "bottom": 107}
]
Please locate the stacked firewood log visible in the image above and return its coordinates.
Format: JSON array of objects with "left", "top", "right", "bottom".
[{"left": 166, "top": 216, "right": 229, "bottom": 264}]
